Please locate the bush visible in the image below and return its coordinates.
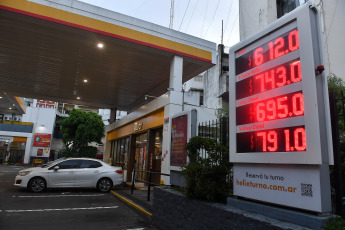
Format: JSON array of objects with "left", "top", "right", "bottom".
[
  {"left": 181, "top": 136, "right": 232, "bottom": 203},
  {"left": 323, "top": 216, "right": 345, "bottom": 230}
]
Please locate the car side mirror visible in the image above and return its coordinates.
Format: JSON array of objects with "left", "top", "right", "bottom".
[{"left": 54, "top": 166, "right": 59, "bottom": 171}]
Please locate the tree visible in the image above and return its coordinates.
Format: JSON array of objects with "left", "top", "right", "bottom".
[{"left": 60, "top": 109, "right": 105, "bottom": 157}]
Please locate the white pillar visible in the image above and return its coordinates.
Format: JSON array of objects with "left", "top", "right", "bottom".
[
  {"left": 161, "top": 56, "right": 184, "bottom": 184},
  {"left": 24, "top": 136, "right": 33, "bottom": 164}
]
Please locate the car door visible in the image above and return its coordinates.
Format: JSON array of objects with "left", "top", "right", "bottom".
[
  {"left": 74, "top": 160, "right": 103, "bottom": 187},
  {"left": 48, "top": 159, "right": 81, "bottom": 187}
]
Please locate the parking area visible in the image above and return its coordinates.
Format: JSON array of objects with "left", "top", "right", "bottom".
[{"left": 0, "top": 164, "right": 158, "bottom": 230}]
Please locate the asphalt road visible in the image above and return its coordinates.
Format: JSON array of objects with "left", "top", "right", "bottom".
[{"left": 0, "top": 164, "right": 158, "bottom": 230}]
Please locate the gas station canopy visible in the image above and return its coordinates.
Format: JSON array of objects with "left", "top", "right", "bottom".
[{"left": 0, "top": 0, "right": 216, "bottom": 111}]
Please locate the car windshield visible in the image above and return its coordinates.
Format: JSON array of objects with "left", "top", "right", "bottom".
[{"left": 41, "top": 158, "right": 66, "bottom": 168}]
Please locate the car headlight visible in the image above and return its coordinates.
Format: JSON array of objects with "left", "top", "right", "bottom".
[{"left": 18, "top": 171, "right": 31, "bottom": 176}]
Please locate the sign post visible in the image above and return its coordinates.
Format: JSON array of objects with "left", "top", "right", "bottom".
[{"left": 229, "top": 3, "right": 332, "bottom": 213}]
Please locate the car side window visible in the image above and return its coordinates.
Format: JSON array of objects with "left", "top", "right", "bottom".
[
  {"left": 57, "top": 160, "right": 81, "bottom": 169},
  {"left": 80, "top": 160, "right": 102, "bottom": 168}
]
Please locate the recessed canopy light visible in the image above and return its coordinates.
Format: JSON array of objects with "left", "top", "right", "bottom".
[
  {"left": 83, "top": 79, "right": 88, "bottom": 83},
  {"left": 97, "top": 43, "right": 104, "bottom": 48},
  {"left": 0, "top": 97, "right": 2, "bottom": 99},
  {"left": 77, "top": 97, "right": 80, "bottom": 100},
  {"left": 9, "top": 107, "right": 12, "bottom": 110}
]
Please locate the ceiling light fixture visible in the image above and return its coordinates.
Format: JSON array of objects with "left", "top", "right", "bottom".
[
  {"left": 77, "top": 97, "right": 80, "bottom": 100},
  {"left": 97, "top": 43, "right": 104, "bottom": 48},
  {"left": 83, "top": 79, "right": 88, "bottom": 83}
]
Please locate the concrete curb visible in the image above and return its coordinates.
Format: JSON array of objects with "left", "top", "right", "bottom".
[{"left": 110, "top": 190, "right": 152, "bottom": 217}]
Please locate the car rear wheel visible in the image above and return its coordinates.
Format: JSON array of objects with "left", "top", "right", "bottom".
[
  {"left": 97, "top": 178, "right": 113, "bottom": 192},
  {"left": 28, "top": 177, "right": 46, "bottom": 193}
]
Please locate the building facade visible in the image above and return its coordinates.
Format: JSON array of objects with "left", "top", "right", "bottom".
[{"left": 239, "top": 0, "right": 345, "bottom": 80}]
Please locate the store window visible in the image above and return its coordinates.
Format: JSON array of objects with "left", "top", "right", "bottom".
[{"left": 110, "top": 137, "right": 129, "bottom": 168}]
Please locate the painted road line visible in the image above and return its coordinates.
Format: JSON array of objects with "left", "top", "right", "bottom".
[
  {"left": 5, "top": 206, "right": 119, "bottom": 213},
  {"left": 110, "top": 191, "right": 152, "bottom": 217},
  {"left": 13, "top": 194, "right": 105, "bottom": 198}
]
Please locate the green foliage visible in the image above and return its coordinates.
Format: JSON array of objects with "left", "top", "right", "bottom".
[
  {"left": 60, "top": 109, "right": 104, "bottom": 157},
  {"left": 181, "top": 136, "right": 232, "bottom": 203},
  {"left": 323, "top": 216, "right": 345, "bottom": 230},
  {"left": 78, "top": 146, "right": 98, "bottom": 158},
  {"left": 328, "top": 73, "right": 345, "bottom": 197},
  {"left": 328, "top": 73, "right": 345, "bottom": 130}
]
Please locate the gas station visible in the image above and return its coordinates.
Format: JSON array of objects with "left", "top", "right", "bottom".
[{"left": 0, "top": 0, "right": 217, "bottom": 184}]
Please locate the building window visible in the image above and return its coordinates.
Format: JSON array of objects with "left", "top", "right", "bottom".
[
  {"left": 200, "top": 91, "right": 204, "bottom": 106},
  {"left": 194, "top": 75, "right": 203, "bottom": 82},
  {"left": 276, "top": 0, "right": 304, "bottom": 18}
]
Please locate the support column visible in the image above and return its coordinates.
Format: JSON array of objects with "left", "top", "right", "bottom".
[
  {"left": 109, "top": 108, "right": 117, "bottom": 124},
  {"left": 161, "top": 56, "right": 184, "bottom": 185}
]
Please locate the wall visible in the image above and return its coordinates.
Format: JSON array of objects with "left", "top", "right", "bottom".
[
  {"left": 22, "top": 107, "right": 56, "bottom": 163},
  {"left": 239, "top": 0, "right": 277, "bottom": 40}
]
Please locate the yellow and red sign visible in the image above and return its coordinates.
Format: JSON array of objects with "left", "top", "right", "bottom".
[{"left": 33, "top": 133, "right": 51, "bottom": 147}]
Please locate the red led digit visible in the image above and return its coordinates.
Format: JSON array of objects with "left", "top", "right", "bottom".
[
  {"left": 254, "top": 47, "right": 264, "bottom": 66},
  {"left": 288, "top": 29, "right": 299, "bottom": 52},
  {"left": 292, "top": 93, "right": 304, "bottom": 116},
  {"left": 267, "top": 131, "right": 278, "bottom": 151},
  {"left": 290, "top": 61, "right": 302, "bottom": 83},
  {"left": 266, "top": 100, "right": 276, "bottom": 120},
  {"left": 277, "top": 96, "right": 288, "bottom": 118},
  {"left": 276, "top": 66, "right": 287, "bottom": 87},
  {"left": 268, "top": 42, "right": 274, "bottom": 60},
  {"left": 256, "top": 102, "right": 265, "bottom": 121},
  {"left": 255, "top": 74, "right": 265, "bottom": 92},
  {"left": 274, "top": 37, "right": 285, "bottom": 59},
  {"left": 257, "top": 132, "right": 267, "bottom": 152},
  {"left": 294, "top": 128, "right": 306, "bottom": 151},
  {"left": 265, "top": 70, "right": 275, "bottom": 90},
  {"left": 284, "top": 129, "right": 290, "bottom": 151}
]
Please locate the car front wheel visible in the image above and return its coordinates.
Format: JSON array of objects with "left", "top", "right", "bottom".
[
  {"left": 97, "top": 178, "right": 113, "bottom": 192},
  {"left": 28, "top": 177, "right": 46, "bottom": 193}
]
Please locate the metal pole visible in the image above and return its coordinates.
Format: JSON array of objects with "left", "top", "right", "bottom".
[
  {"left": 131, "top": 169, "right": 136, "bottom": 194},
  {"left": 147, "top": 170, "right": 152, "bottom": 202},
  {"left": 329, "top": 92, "right": 345, "bottom": 217}
]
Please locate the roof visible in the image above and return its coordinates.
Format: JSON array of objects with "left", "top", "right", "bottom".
[{"left": 0, "top": 0, "right": 216, "bottom": 111}]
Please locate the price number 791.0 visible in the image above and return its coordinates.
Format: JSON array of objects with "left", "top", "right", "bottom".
[{"left": 255, "top": 127, "right": 306, "bottom": 152}]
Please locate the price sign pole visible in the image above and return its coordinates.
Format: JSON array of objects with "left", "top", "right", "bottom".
[{"left": 229, "top": 2, "right": 333, "bottom": 213}]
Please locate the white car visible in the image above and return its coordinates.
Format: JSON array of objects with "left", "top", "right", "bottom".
[{"left": 14, "top": 158, "right": 123, "bottom": 193}]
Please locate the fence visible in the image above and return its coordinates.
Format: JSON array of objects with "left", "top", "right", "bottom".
[{"left": 197, "top": 116, "right": 229, "bottom": 158}]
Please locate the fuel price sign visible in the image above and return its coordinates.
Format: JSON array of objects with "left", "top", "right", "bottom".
[{"left": 229, "top": 3, "right": 333, "bottom": 165}]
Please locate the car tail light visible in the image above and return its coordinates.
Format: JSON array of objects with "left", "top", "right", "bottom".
[{"left": 115, "top": 170, "right": 123, "bottom": 174}]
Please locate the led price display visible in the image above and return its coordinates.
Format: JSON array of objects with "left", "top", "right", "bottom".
[
  {"left": 236, "top": 59, "right": 302, "bottom": 100},
  {"left": 234, "top": 27, "right": 306, "bottom": 153},
  {"left": 237, "top": 126, "right": 306, "bottom": 152},
  {"left": 235, "top": 28, "right": 299, "bottom": 75},
  {"left": 236, "top": 91, "right": 304, "bottom": 125}
]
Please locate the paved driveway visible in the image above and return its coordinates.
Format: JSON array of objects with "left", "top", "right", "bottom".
[{"left": 0, "top": 164, "right": 158, "bottom": 230}]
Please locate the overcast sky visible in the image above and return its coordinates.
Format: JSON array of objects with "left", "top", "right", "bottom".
[{"left": 78, "top": 0, "right": 239, "bottom": 49}]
